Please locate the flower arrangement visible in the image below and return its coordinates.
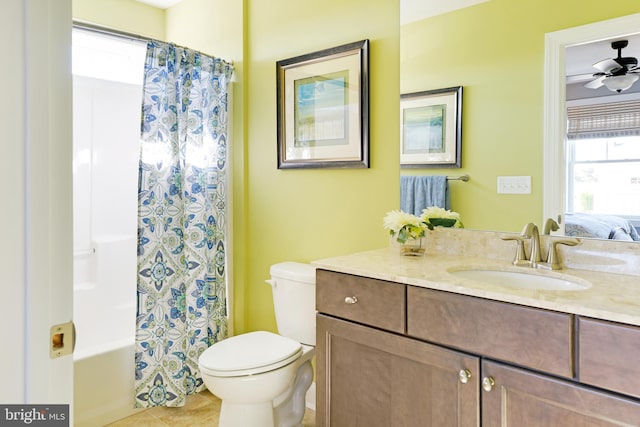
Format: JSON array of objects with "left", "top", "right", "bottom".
[
  {"left": 383, "top": 210, "right": 433, "bottom": 244},
  {"left": 421, "top": 206, "right": 464, "bottom": 228}
]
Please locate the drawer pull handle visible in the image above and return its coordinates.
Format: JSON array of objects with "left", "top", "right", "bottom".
[
  {"left": 482, "top": 376, "right": 495, "bottom": 392},
  {"left": 344, "top": 296, "right": 358, "bottom": 304},
  {"left": 458, "top": 369, "right": 472, "bottom": 384}
]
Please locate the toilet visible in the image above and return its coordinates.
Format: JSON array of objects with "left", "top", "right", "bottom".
[{"left": 198, "top": 262, "right": 316, "bottom": 427}]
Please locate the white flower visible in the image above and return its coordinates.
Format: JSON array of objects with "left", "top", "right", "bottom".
[
  {"left": 383, "top": 210, "right": 419, "bottom": 232},
  {"left": 383, "top": 210, "right": 431, "bottom": 243}
]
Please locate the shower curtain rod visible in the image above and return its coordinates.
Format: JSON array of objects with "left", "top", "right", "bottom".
[
  {"left": 73, "top": 21, "right": 150, "bottom": 44},
  {"left": 72, "top": 21, "right": 235, "bottom": 66}
]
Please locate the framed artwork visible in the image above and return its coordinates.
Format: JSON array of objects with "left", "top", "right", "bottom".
[
  {"left": 400, "top": 86, "right": 462, "bottom": 168},
  {"left": 276, "top": 40, "right": 369, "bottom": 169}
]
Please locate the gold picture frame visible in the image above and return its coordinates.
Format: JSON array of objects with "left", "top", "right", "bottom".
[
  {"left": 400, "top": 86, "right": 462, "bottom": 168},
  {"left": 276, "top": 40, "right": 369, "bottom": 169}
]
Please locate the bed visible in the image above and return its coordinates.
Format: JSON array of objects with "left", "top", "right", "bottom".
[{"left": 564, "top": 213, "right": 640, "bottom": 241}]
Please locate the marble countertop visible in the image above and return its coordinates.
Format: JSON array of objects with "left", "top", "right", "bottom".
[{"left": 313, "top": 247, "right": 640, "bottom": 327}]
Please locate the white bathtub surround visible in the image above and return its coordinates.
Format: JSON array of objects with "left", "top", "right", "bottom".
[
  {"left": 74, "top": 343, "right": 142, "bottom": 426},
  {"left": 72, "top": 29, "right": 145, "bottom": 426},
  {"left": 74, "top": 236, "right": 137, "bottom": 358}
]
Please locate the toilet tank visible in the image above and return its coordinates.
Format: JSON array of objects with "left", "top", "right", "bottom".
[{"left": 267, "top": 262, "right": 316, "bottom": 346}]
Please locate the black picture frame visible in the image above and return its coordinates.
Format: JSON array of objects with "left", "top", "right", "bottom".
[
  {"left": 276, "top": 40, "right": 369, "bottom": 169},
  {"left": 400, "top": 86, "right": 462, "bottom": 168}
]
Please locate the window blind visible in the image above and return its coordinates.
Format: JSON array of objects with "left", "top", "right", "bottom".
[{"left": 567, "top": 100, "right": 640, "bottom": 139}]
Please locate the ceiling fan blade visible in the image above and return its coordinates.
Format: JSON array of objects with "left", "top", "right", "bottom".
[
  {"left": 566, "top": 73, "right": 598, "bottom": 84},
  {"left": 592, "top": 58, "right": 622, "bottom": 73},
  {"left": 584, "top": 75, "right": 605, "bottom": 89}
]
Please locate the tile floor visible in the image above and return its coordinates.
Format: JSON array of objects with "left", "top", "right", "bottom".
[{"left": 106, "top": 390, "right": 316, "bottom": 427}]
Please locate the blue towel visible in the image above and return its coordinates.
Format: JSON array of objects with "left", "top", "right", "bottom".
[{"left": 400, "top": 175, "right": 450, "bottom": 216}]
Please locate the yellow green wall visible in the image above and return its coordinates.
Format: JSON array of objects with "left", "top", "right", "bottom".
[
  {"left": 159, "top": 0, "right": 401, "bottom": 334},
  {"left": 72, "top": 0, "right": 640, "bottom": 336},
  {"left": 401, "top": 0, "right": 640, "bottom": 233},
  {"left": 72, "top": 0, "right": 165, "bottom": 39},
  {"left": 72, "top": 0, "right": 399, "bottom": 335},
  {"left": 242, "top": 0, "right": 399, "bottom": 332}
]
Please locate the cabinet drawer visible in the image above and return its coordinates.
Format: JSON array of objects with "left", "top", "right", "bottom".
[
  {"left": 407, "top": 286, "right": 574, "bottom": 378},
  {"left": 579, "top": 317, "right": 640, "bottom": 399},
  {"left": 316, "top": 270, "right": 405, "bottom": 334}
]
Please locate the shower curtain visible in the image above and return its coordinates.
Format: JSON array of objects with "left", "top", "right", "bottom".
[{"left": 134, "top": 40, "right": 234, "bottom": 408}]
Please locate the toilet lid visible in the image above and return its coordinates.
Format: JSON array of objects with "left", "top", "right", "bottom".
[{"left": 198, "top": 331, "right": 302, "bottom": 377}]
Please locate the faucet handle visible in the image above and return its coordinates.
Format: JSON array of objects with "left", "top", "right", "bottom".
[
  {"left": 501, "top": 235, "right": 530, "bottom": 266},
  {"left": 540, "top": 238, "right": 580, "bottom": 270}
]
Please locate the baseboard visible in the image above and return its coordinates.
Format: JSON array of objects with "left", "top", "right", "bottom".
[{"left": 305, "top": 382, "right": 316, "bottom": 411}]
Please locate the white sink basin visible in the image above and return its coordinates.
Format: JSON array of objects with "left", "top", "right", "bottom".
[{"left": 448, "top": 268, "right": 591, "bottom": 291}]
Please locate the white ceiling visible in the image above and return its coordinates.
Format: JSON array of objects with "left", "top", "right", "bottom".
[
  {"left": 139, "top": 0, "right": 490, "bottom": 21},
  {"left": 566, "top": 34, "right": 640, "bottom": 82}
]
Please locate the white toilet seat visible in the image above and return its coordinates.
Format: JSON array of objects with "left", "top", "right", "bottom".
[{"left": 199, "top": 331, "right": 303, "bottom": 377}]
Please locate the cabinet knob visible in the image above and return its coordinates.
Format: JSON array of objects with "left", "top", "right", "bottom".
[
  {"left": 482, "top": 376, "right": 496, "bottom": 392},
  {"left": 344, "top": 296, "right": 358, "bottom": 304},
  {"left": 458, "top": 369, "right": 472, "bottom": 384}
]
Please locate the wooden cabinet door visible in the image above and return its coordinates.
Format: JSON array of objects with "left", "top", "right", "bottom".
[
  {"left": 481, "top": 360, "right": 640, "bottom": 426},
  {"left": 317, "top": 314, "right": 480, "bottom": 427}
]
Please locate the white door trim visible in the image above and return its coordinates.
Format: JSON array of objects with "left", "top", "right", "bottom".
[
  {"left": 23, "top": 0, "right": 74, "bottom": 405},
  {"left": 1, "top": 0, "right": 74, "bottom": 410},
  {"left": 543, "top": 13, "right": 640, "bottom": 228}
]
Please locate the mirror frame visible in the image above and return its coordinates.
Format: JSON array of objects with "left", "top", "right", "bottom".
[{"left": 543, "top": 13, "right": 640, "bottom": 230}]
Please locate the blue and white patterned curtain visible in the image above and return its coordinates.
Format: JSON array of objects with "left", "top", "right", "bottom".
[{"left": 134, "top": 40, "right": 233, "bottom": 408}]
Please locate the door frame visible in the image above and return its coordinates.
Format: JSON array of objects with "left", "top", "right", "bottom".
[{"left": 1, "top": 0, "right": 74, "bottom": 411}]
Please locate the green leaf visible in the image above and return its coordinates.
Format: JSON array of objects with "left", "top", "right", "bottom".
[{"left": 397, "top": 227, "right": 408, "bottom": 244}]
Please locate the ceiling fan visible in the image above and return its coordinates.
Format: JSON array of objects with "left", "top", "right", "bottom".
[{"left": 584, "top": 40, "right": 640, "bottom": 93}]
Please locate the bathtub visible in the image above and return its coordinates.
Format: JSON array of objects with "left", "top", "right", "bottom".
[{"left": 73, "top": 235, "right": 143, "bottom": 426}]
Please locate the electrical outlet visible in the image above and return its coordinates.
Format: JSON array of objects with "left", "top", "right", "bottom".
[{"left": 497, "top": 176, "right": 531, "bottom": 194}]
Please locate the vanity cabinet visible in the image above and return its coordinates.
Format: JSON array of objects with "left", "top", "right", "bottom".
[
  {"left": 316, "top": 314, "right": 480, "bottom": 426},
  {"left": 316, "top": 269, "right": 479, "bottom": 426},
  {"left": 316, "top": 269, "right": 640, "bottom": 426}
]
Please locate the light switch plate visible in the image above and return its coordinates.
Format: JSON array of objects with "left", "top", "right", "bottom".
[{"left": 497, "top": 176, "right": 531, "bottom": 194}]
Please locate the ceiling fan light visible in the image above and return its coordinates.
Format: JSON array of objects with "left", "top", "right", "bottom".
[{"left": 603, "top": 74, "right": 639, "bottom": 93}]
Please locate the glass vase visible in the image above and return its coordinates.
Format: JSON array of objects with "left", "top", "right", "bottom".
[{"left": 400, "top": 237, "right": 425, "bottom": 257}]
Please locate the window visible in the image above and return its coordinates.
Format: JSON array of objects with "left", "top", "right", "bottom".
[
  {"left": 566, "top": 136, "right": 640, "bottom": 217},
  {"left": 72, "top": 27, "right": 146, "bottom": 84},
  {"left": 566, "top": 100, "right": 640, "bottom": 222}
]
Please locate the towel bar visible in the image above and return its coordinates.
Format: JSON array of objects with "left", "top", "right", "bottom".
[{"left": 446, "top": 174, "right": 469, "bottom": 182}]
